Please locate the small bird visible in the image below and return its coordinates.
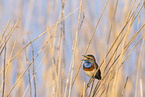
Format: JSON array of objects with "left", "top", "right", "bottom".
[{"left": 82, "top": 54, "right": 101, "bottom": 80}]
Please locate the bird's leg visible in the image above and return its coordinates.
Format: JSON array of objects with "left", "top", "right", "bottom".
[
  {"left": 87, "top": 76, "right": 95, "bottom": 87},
  {"left": 87, "top": 83, "right": 90, "bottom": 87},
  {"left": 87, "top": 78, "right": 91, "bottom": 87}
]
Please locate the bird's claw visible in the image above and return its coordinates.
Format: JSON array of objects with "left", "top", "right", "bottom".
[{"left": 87, "top": 84, "right": 90, "bottom": 88}]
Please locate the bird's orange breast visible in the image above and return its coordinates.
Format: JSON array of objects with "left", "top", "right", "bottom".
[{"left": 83, "top": 64, "right": 95, "bottom": 71}]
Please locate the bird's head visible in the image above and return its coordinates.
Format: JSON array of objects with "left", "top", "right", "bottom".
[{"left": 82, "top": 54, "right": 96, "bottom": 63}]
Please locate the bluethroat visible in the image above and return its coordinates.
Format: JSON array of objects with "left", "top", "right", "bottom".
[{"left": 82, "top": 55, "right": 101, "bottom": 80}]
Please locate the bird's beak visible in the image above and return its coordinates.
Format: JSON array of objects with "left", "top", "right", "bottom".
[{"left": 81, "top": 55, "right": 88, "bottom": 61}]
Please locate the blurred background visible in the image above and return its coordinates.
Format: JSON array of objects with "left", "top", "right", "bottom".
[{"left": 0, "top": 0, "right": 145, "bottom": 97}]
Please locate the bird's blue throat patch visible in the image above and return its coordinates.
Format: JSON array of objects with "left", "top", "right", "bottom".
[{"left": 83, "top": 60, "right": 92, "bottom": 69}]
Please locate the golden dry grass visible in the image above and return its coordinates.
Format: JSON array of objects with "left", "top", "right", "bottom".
[{"left": 0, "top": 0, "right": 145, "bottom": 97}]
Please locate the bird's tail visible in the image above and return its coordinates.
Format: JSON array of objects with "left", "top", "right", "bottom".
[{"left": 95, "top": 69, "right": 101, "bottom": 80}]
